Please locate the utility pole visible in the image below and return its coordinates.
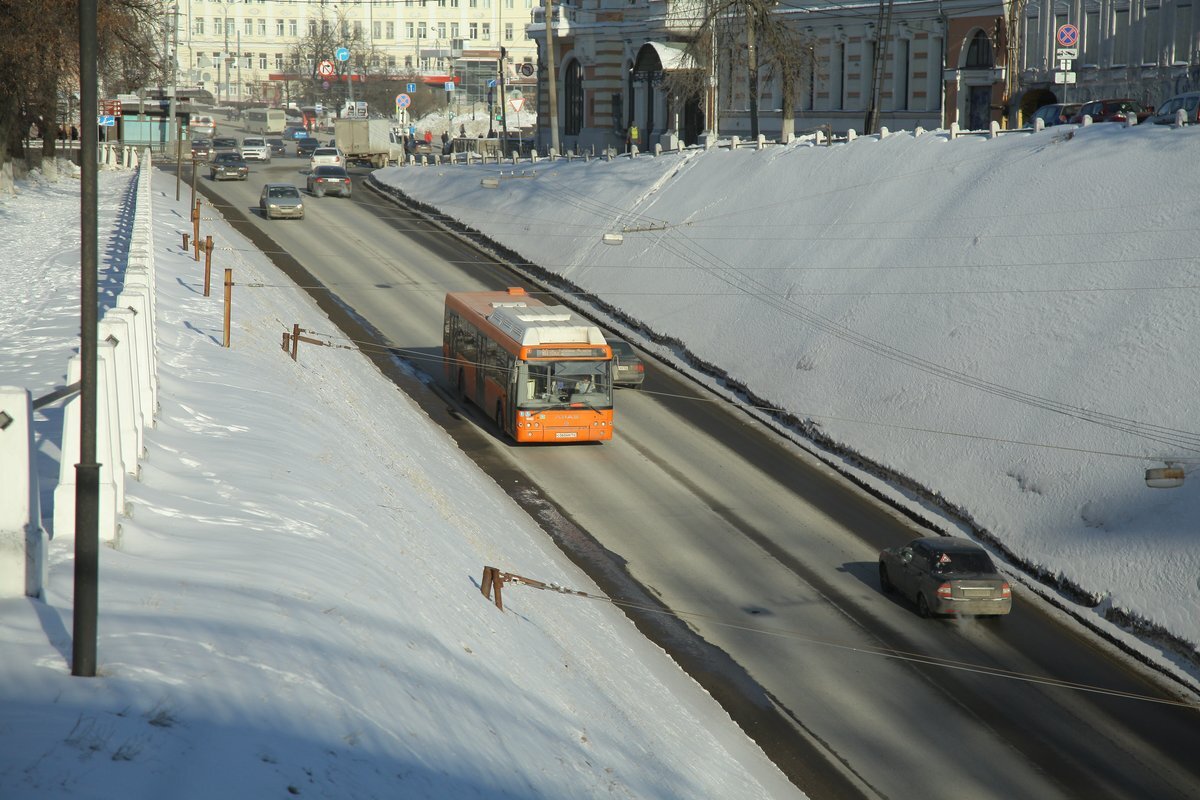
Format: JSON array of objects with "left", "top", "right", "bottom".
[
  {"left": 747, "top": 11, "right": 759, "bottom": 139},
  {"left": 543, "top": 0, "right": 559, "bottom": 153},
  {"left": 864, "top": 0, "right": 895, "bottom": 135},
  {"left": 499, "top": 46, "right": 510, "bottom": 150},
  {"left": 73, "top": 0, "right": 100, "bottom": 680}
]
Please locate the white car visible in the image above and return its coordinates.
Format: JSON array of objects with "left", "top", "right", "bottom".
[
  {"left": 240, "top": 136, "right": 271, "bottom": 162},
  {"left": 309, "top": 146, "right": 344, "bottom": 170}
]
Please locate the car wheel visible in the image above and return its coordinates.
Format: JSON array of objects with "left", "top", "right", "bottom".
[
  {"left": 917, "top": 592, "right": 933, "bottom": 618},
  {"left": 879, "top": 563, "right": 894, "bottom": 594}
]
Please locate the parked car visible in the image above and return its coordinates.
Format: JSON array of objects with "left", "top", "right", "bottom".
[
  {"left": 1029, "top": 102, "right": 1081, "bottom": 128},
  {"left": 309, "top": 146, "right": 344, "bottom": 170},
  {"left": 211, "top": 136, "right": 239, "bottom": 156},
  {"left": 259, "top": 183, "right": 305, "bottom": 220},
  {"left": 190, "top": 138, "right": 213, "bottom": 161},
  {"left": 879, "top": 537, "right": 1012, "bottom": 618},
  {"left": 607, "top": 336, "right": 645, "bottom": 388},
  {"left": 208, "top": 152, "right": 249, "bottom": 181},
  {"left": 1147, "top": 91, "right": 1200, "bottom": 125},
  {"left": 295, "top": 135, "right": 319, "bottom": 156},
  {"left": 240, "top": 136, "right": 271, "bottom": 162},
  {"left": 1071, "top": 98, "right": 1153, "bottom": 124},
  {"left": 266, "top": 137, "right": 287, "bottom": 157},
  {"left": 306, "top": 165, "right": 352, "bottom": 198}
]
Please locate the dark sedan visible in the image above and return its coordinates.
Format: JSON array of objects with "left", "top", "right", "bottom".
[
  {"left": 208, "top": 152, "right": 249, "bottom": 181},
  {"left": 607, "top": 336, "right": 645, "bottom": 388},
  {"left": 879, "top": 536, "right": 1011, "bottom": 617},
  {"left": 306, "top": 165, "right": 352, "bottom": 198},
  {"left": 296, "top": 135, "right": 319, "bottom": 156},
  {"left": 1030, "top": 102, "right": 1081, "bottom": 128},
  {"left": 190, "top": 138, "right": 213, "bottom": 161},
  {"left": 267, "top": 137, "right": 287, "bottom": 157}
]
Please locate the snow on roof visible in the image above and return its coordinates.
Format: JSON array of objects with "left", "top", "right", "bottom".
[{"left": 488, "top": 303, "right": 607, "bottom": 346}]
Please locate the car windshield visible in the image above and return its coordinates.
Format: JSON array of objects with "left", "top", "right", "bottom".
[
  {"left": 268, "top": 186, "right": 299, "bottom": 199},
  {"left": 244, "top": 138, "right": 265, "bottom": 146},
  {"left": 213, "top": 138, "right": 237, "bottom": 148}
]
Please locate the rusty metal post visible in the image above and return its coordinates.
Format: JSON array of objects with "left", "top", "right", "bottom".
[
  {"left": 192, "top": 200, "right": 200, "bottom": 257},
  {"left": 291, "top": 323, "right": 300, "bottom": 360},
  {"left": 222, "top": 268, "right": 233, "bottom": 348},
  {"left": 282, "top": 332, "right": 289, "bottom": 352},
  {"left": 481, "top": 566, "right": 503, "bottom": 611},
  {"left": 182, "top": 231, "right": 189, "bottom": 251},
  {"left": 203, "top": 236, "right": 214, "bottom": 298}
]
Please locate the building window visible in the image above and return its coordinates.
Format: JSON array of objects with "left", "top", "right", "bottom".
[
  {"left": 1143, "top": 6, "right": 1159, "bottom": 64},
  {"left": 893, "top": 38, "right": 909, "bottom": 110},
  {"left": 504, "top": 22, "right": 513, "bottom": 41},
  {"left": 258, "top": 19, "right": 266, "bottom": 36},
  {"left": 406, "top": 22, "right": 414, "bottom": 38},
  {"left": 418, "top": 22, "right": 426, "bottom": 38},
  {"left": 437, "top": 22, "right": 446, "bottom": 38},
  {"left": 963, "top": 30, "right": 993, "bottom": 68},
  {"left": 194, "top": 18, "right": 204, "bottom": 34},
  {"left": 1113, "top": 9, "right": 1129, "bottom": 64},
  {"left": 289, "top": 19, "right": 297, "bottom": 36},
  {"left": 564, "top": 59, "right": 583, "bottom": 134},
  {"left": 481, "top": 22, "right": 490, "bottom": 38},
  {"left": 275, "top": 19, "right": 284, "bottom": 35},
  {"left": 275, "top": 52, "right": 283, "bottom": 69},
  {"left": 386, "top": 21, "right": 394, "bottom": 38},
  {"left": 225, "top": 18, "right": 234, "bottom": 36},
  {"left": 469, "top": 22, "right": 477, "bottom": 38},
  {"left": 244, "top": 19, "right": 252, "bottom": 36},
  {"left": 373, "top": 21, "right": 381, "bottom": 38},
  {"left": 353, "top": 21, "right": 362, "bottom": 37},
  {"left": 259, "top": 53, "right": 267, "bottom": 69},
  {"left": 450, "top": 22, "right": 459, "bottom": 37}
]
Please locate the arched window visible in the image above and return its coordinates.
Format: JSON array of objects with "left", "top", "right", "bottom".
[
  {"left": 964, "top": 30, "right": 994, "bottom": 69},
  {"left": 564, "top": 59, "right": 583, "bottom": 135}
]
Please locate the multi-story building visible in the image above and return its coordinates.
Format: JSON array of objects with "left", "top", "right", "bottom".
[
  {"left": 528, "top": 0, "right": 1200, "bottom": 153},
  {"left": 167, "top": 0, "right": 539, "bottom": 111}
]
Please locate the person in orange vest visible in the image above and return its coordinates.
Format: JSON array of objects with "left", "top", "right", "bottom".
[{"left": 424, "top": 129, "right": 433, "bottom": 146}]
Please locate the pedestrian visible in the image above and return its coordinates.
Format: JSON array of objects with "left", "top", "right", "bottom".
[
  {"left": 424, "top": 129, "right": 433, "bottom": 146},
  {"left": 627, "top": 123, "right": 639, "bottom": 153},
  {"left": 70, "top": 125, "right": 79, "bottom": 141},
  {"left": 459, "top": 123, "right": 466, "bottom": 138}
]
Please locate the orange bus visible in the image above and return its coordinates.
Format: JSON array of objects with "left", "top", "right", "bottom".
[{"left": 444, "top": 287, "right": 615, "bottom": 442}]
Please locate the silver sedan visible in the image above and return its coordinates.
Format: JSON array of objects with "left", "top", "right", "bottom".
[{"left": 879, "top": 536, "right": 1012, "bottom": 617}]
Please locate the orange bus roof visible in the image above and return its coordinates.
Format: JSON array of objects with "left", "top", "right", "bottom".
[{"left": 446, "top": 289, "right": 608, "bottom": 348}]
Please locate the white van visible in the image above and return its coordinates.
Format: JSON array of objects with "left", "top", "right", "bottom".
[{"left": 191, "top": 114, "right": 216, "bottom": 138}]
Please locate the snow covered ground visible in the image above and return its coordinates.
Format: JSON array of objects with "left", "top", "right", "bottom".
[
  {"left": 0, "top": 160, "right": 802, "bottom": 799},
  {"left": 373, "top": 120, "right": 1200, "bottom": 689}
]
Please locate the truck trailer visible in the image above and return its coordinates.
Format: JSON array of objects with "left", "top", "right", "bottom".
[{"left": 333, "top": 119, "right": 406, "bottom": 168}]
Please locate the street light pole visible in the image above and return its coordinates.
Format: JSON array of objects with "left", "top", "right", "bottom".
[{"left": 543, "top": 0, "right": 559, "bottom": 153}]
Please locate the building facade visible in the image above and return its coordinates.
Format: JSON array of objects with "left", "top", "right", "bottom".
[
  {"left": 166, "top": 0, "right": 540, "bottom": 111},
  {"left": 529, "top": 0, "right": 1200, "bottom": 152}
]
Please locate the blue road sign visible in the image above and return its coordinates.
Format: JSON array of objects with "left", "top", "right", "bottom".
[
  {"left": 98, "top": 115, "right": 115, "bottom": 126},
  {"left": 406, "top": 83, "right": 416, "bottom": 93},
  {"left": 335, "top": 47, "right": 350, "bottom": 62},
  {"left": 487, "top": 78, "right": 498, "bottom": 88}
]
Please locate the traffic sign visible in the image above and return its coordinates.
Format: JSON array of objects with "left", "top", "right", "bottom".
[
  {"left": 444, "top": 81, "right": 455, "bottom": 92},
  {"left": 97, "top": 115, "right": 115, "bottom": 127},
  {"left": 487, "top": 78, "right": 497, "bottom": 88},
  {"left": 318, "top": 60, "right": 335, "bottom": 77},
  {"left": 335, "top": 47, "right": 350, "bottom": 62},
  {"left": 396, "top": 93, "right": 411, "bottom": 109},
  {"left": 1056, "top": 23, "right": 1079, "bottom": 48},
  {"left": 1056, "top": 47, "right": 1078, "bottom": 60},
  {"left": 509, "top": 97, "right": 525, "bottom": 112},
  {"left": 1054, "top": 71, "right": 1077, "bottom": 85},
  {"left": 406, "top": 83, "right": 416, "bottom": 93}
]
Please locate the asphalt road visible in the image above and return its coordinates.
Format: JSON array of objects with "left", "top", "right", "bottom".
[{"left": 181, "top": 135, "right": 1200, "bottom": 800}]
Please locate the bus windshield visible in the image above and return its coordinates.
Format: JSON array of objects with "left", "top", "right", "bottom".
[{"left": 518, "top": 360, "right": 612, "bottom": 409}]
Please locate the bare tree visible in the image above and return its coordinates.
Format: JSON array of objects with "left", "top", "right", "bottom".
[
  {"left": 663, "top": 0, "right": 814, "bottom": 139},
  {"left": 1, "top": 0, "right": 160, "bottom": 165}
]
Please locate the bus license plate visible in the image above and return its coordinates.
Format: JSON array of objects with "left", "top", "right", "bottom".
[{"left": 555, "top": 431, "right": 578, "bottom": 439}]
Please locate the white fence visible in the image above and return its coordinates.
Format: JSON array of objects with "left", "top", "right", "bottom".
[{"left": 0, "top": 147, "right": 155, "bottom": 599}]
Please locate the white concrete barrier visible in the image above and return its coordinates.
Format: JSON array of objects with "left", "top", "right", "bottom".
[
  {"left": 98, "top": 315, "right": 144, "bottom": 473},
  {"left": 116, "top": 287, "right": 158, "bottom": 415},
  {"left": 0, "top": 387, "right": 45, "bottom": 599}
]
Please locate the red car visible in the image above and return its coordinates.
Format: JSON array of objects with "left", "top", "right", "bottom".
[{"left": 1071, "top": 98, "right": 1153, "bottom": 124}]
